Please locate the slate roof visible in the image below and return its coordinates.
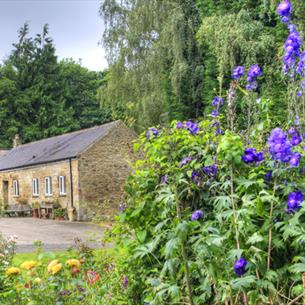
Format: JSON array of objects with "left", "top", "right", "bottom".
[{"left": 0, "top": 121, "right": 120, "bottom": 171}]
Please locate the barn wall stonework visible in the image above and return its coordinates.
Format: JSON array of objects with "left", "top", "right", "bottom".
[
  {"left": 78, "top": 121, "right": 136, "bottom": 217},
  {"left": 0, "top": 159, "right": 79, "bottom": 210}
]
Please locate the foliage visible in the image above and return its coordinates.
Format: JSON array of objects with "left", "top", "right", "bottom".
[
  {"left": 0, "top": 23, "right": 112, "bottom": 148},
  {"left": 100, "top": 0, "right": 204, "bottom": 130}
]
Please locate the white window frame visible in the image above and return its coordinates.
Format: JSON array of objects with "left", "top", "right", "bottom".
[
  {"left": 45, "top": 177, "right": 52, "bottom": 196},
  {"left": 32, "top": 178, "right": 39, "bottom": 196},
  {"left": 13, "top": 180, "right": 19, "bottom": 196},
  {"left": 59, "top": 176, "right": 66, "bottom": 195}
]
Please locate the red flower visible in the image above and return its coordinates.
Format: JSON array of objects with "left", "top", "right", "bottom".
[{"left": 85, "top": 270, "right": 100, "bottom": 284}]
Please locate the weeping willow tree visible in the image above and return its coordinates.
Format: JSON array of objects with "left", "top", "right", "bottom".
[{"left": 99, "top": 0, "right": 204, "bottom": 131}]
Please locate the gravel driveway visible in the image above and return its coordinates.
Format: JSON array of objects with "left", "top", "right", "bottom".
[{"left": 0, "top": 217, "right": 106, "bottom": 252}]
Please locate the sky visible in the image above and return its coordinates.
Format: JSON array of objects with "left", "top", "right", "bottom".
[{"left": 0, "top": 0, "right": 108, "bottom": 71}]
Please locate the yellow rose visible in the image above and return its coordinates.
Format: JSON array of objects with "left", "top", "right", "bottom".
[
  {"left": 33, "top": 277, "right": 43, "bottom": 285},
  {"left": 6, "top": 267, "right": 20, "bottom": 276},
  {"left": 20, "top": 260, "right": 36, "bottom": 270},
  {"left": 66, "top": 259, "right": 81, "bottom": 268},
  {"left": 47, "top": 260, "right": 59, "bottom": 273},
  {"left": 51, "top": 263, "right": 62, "bottom": 275}
]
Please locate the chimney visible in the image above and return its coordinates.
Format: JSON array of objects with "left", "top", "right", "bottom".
[{"left": 13, "top": 134, "right": 21, "bottom": 148}]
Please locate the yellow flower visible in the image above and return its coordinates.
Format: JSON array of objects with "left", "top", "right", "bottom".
[
  {"left": 6, "top": 267, "right": 20, "bottom": 276},
  {"left": 20, "top": 260, "right": 36, "bottom": 270},
  {"left": 51, "top": 263, "right": 62, "bottom": 275},
  {"left": 66, "top": 259, "right": 81, "bottom": 268},
  {"left": 47, "top": 260, "right": 59, "bottom": 273},
  {"left": 33, "top": 277, "right": 43, "bottom": 285}
]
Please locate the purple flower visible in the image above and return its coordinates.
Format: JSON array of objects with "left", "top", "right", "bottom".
[
  {"left": 248, "top": 64, "right": 262, "bottom": 79},
  {"left": 146, "top": 128, "right": 159, "bottom": 139},
  {"left": 185, "top": 121, "right": 200, "bottom": 135},
  {"left": 203, "top": 164, "right": 218, "bottom": 177},
  {"left": 191, "top": 170, "right": 201, "bottom": 185},
  {"left": 268, "top": 128, "right": 292, "bottom": 162},
  {"left": 176, "top": 122, "right": 184, "bottom": 129},
  {"left": 290, "top": 152, "right": 301, "bottom": 167},
  {"left": 291, "top": 134, "right": 302, "bottom": 146},
  {"left": 246, "top": 64, "right": 262, "bottom": 91},
  {"left": 211, "top": 109, "right": 219, "bottom": 117},
  {"left": 283, "top": 29, "right": 302, "bottom": 75},
  {"left": 242, "top": 148, "right": 264, "bottom": 164},
  {"left": 234, "top": 258, "right": 248, "bottom": 277},
  {"left": 265, "top": 170, "right": 272, "bottom": 182},
  {"left": 277, "top": 0, "right": 292, "bottom": 18},
  {"left": 122, "top": 276, "right": 129, "bottom": 288},
  {"left": 287, "top": 191, "right": 303, "bottom": 212},
  {"left": 119, "top": 203, "right": 128, "bottom": 212},
  {"left": 179, "top": 156, "right": 193, "bottom": 167},
  {"left": 232, "top": 66, "right": 245, "bottom": 79},
  {"left": 191, "top": 210, "right": 204, "bottom": 221},
  {"left": 295, "top": 116, "right": 300, "bottom": 126},
  {"left": 161, "top": 175, "right": 168, "bottom": 184},
  {"left": 212, "top": 96, "right": 224, "bottom": 107}
]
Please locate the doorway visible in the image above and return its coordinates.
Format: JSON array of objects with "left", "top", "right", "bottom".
[{"left": 2, "top": 181, "right": 8, "bottom": 206}]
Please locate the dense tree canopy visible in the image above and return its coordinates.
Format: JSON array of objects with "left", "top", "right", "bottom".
[
  {"left": 0, "top": 24, "right": 111, "bottom": 148},
  {"left": 99, "top": 0, "right": 305, "bottom": 132}
]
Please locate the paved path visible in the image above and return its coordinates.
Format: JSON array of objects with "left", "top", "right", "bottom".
[{"left": 0, "top": 217, "right": 106, "bottom": 252}]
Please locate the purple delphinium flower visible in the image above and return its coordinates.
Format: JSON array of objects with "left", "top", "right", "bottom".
[
  {"left": 290, "top": 152, "right": 301, "bottom": 167},
  {"left": 277, "top": 0, "right": 292, "bottom": 19},
  {"left": 291, "top": 133, "right": 302, "bottom": 146},
  {"left": 185, "top": 121, "right": 200, "bottom": 135},
  {"left": 295, "top": 116, "right": 300, "bottom": 126},
  {"left": 211, "top": 109, "right": 219, "bottom": 117},
  {"left": 215, "top": 128, "right": 224, "bottom": 135},
  {"left": 119, "top": 203, "right": 128, "bottom": 212},
  {"left": 212, "top": 96, "right": 225, "bottom": 107},
  {"left": 283, "top": 28, "right": 302, "bottom": 75},
  {"left": 242, "top": 148, "right": 264, "bottom": 164},
  {"left": 234, "top": 258, "right": 248, "bottom": 277},
  {"left": 176, "top": 122, "right": 184, "bottom": 129},
  {"left": 191, "top": 210, "right": 204, "bottom": 221},
  {"left": 146, "top": 127, "right": 159, "bottom": 139},
  {"left": 289, "top": 127, "right": 302, "bottom": 146},
  {"left": 246, "top": 64, "right": 262, "bottom": 91},
  {"left": 232, "top": 66, "right": 245, "bottom": 79},
  {"left": 161, "top": 175, "right": 168, "bottom": 184},
  {"left": 268, "top": 128, "right": 293, "bottom": 162},
  {"left": 179, "top": 156, "right": 193, "bottom": 167},
  {"left": 122, "top": 276, "right": 129, "bottom": 288},
  {"left": 203, "top": 164, "right": 218, "bottom": 177},
  {"left": 265, "top": 170, "right": 272, "bottom": 182},
  {"left": 287, "top": 191, "right": 303, "bottom": 212},
  {"left": 191, "top": 170, "right": 201, "bottom": 185}
]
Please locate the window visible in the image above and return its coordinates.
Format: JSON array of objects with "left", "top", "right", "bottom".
[
  {"left": 45, "top": 177, "right": 52, "bottom": 196},
  {"left": 13, "top": 180, "right": 19, "bottom": 196},
  {"left": 32, "top": 178, "right": 39, "bottom": 196},
  {"left": 59, "top": 176, "right": 66, "bottom": 195}
]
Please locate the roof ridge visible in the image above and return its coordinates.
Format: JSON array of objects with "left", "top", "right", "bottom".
[{"left": 14, "top": 120, "right": 120, "bottom": 149}]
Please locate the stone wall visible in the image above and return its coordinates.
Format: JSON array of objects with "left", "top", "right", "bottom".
[
  {"left": 78, "top": 121, "right": 136, "bottom": 218},
  {"left": 0, "top": 159, "right": 79, "bottom": 210}
]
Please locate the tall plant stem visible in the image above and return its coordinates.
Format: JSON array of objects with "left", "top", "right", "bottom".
[
  {"left": 267, "top": 201, "right": 274, "bottom": 271},
  {"left": 230, "top": 166, "right": 240, "bottom": 250},
  {"left": 175, "top": 194, "right": 194, "bottom": 305},
  {"left": 267, "top": 181, "right": 277, "bottom": 271}
]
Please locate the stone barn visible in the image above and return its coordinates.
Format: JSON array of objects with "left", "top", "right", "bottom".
[{"left": 0, "top": 120, "right": 136, "bottom": 220}]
